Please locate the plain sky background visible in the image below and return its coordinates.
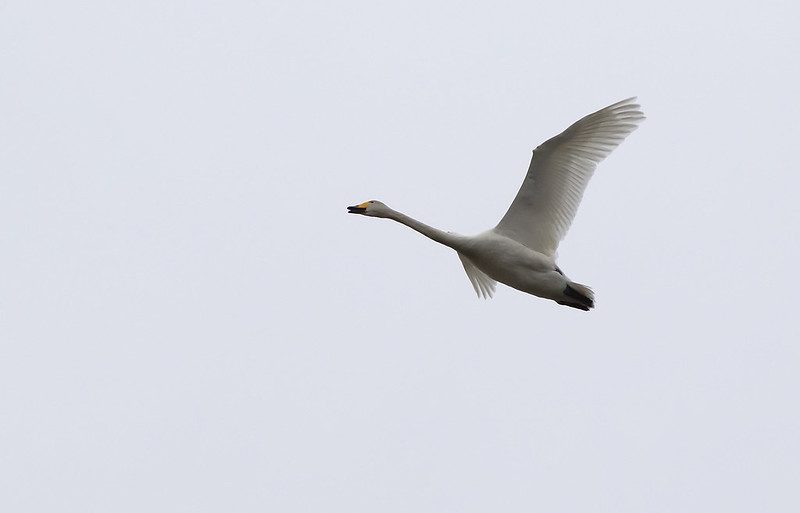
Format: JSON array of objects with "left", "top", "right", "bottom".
[{"left": 2, "top": 1, "right": 799, "bottom": 512}]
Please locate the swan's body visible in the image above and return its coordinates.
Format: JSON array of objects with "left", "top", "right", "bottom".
[
  {"left": 458, "top": 230, "right": 569, "bottom": 302},
  {"left": 348, "top": 98, "right": 645, "bottom": 310}
]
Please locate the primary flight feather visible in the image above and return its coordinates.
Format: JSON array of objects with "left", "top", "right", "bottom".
[{"left": 348, "top": 98, "right": 645, "bottom": 310}]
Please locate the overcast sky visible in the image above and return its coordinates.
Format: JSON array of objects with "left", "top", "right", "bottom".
[{"left": 2, "top": 1, "right": 799, "bottom": 512}]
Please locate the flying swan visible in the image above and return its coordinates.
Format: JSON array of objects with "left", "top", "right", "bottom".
[{"left": 348, "top": 98, "right": 644, "bottom": 310}]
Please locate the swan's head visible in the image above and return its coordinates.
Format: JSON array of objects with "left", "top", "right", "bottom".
[{"left": 347, "top": 200, "right": 391, "bottom": 218}]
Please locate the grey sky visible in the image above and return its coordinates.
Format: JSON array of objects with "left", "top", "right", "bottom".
[{"left": 1, "top": 1, "right": 798, "bottom": 512}]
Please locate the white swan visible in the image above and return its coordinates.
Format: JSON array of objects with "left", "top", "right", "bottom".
[{"left": 348, "top": 98, "right": 644, "bottom": 310}]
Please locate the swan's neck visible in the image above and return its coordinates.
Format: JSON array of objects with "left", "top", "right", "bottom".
[{"left": 387, "top": 209, "right": 462, "bottom": 249}]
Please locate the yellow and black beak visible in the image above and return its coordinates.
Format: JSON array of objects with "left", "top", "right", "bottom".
[{"left": 347, "top": 202, "right": 368, "bottom": 214}]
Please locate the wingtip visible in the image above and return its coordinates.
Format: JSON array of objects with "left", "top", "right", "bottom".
[{"left": 610, "top": 96, "right": 638, "bottom": 107}]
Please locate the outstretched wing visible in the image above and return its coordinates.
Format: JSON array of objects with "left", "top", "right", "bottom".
[
  {"left": 458, "top": 253, "right": 496, "bottom": 299},
  {"left": 494, "top": 98, "right": 645, "bottom": 256}
]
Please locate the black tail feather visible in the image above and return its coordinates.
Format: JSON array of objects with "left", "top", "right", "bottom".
[
  {"left": 563, "top": 284, "right": 595, "bottom": 310},
  {"left": 557, "top": 300, "right": 591, "bottom": 311}
]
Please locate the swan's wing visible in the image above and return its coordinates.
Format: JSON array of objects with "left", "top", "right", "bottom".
[
  {"left": 494, "top": 98, "right": 645, "bottom": 256},
  {"left": 458, "top": 253, "right": 496, "bottom": 299}
]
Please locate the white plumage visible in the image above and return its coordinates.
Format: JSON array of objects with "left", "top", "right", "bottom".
[{"left": 348, "top": 98, "right": 645, "bottom": 310}]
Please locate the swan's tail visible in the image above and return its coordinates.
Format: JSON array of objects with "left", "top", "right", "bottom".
[{"left": 557, "top": 281, "right": 595, "bottom": 311}]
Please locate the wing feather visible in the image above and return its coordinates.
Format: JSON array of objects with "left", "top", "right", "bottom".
[
  {"left": 494, "top": 98, "right": 644, "bottom": 256},
  {"left": 458, "top": 253, "right": 496, "bottom": 299}
]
